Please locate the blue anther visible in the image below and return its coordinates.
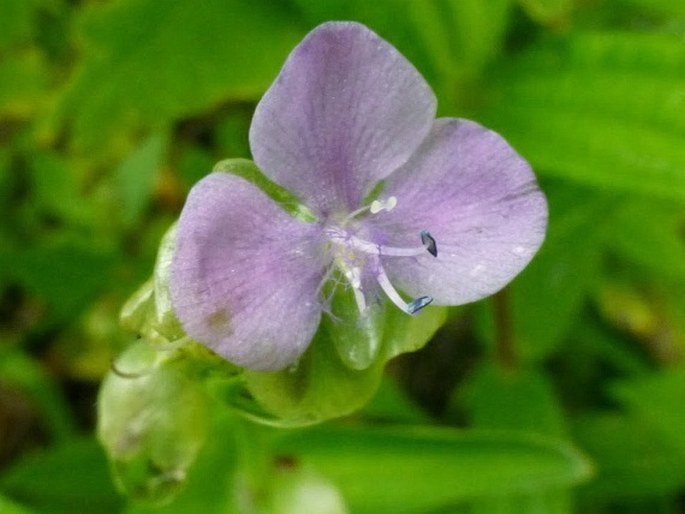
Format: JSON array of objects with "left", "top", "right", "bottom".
[
  {"left": 420, "top": 230, "right": 437, "bottom": 257},
  {"left": 407, "top": 295, "right": 433, "bottom": 315}
]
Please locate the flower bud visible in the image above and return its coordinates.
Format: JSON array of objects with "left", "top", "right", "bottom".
[{"left": 97, "top": 342, "right": 209, "bottom": 504}]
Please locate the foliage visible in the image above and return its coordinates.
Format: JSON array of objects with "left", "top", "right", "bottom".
[{"left": 0, "top": 0, "right": 684, "bottom": 513}]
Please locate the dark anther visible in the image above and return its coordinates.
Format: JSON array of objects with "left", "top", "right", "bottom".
[
  {"left": 420, "top": 230, "right": 438, "bottom": 257},
  {"left": 407, "top": 295, "right": 433, "bottom": 315}
]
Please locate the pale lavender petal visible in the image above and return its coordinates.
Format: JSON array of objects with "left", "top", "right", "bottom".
[
  {"left": 249, "top": 21, "right": 436, "bottom": 216},
  {"left": 373, "top": 119, "right": 548, "bottom": 305},
  {"left": 170, "top": 173, "right": 325, "bottom": 371}
]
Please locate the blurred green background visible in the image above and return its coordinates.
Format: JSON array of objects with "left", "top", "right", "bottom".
[{"left": 1, "top": 0, "right": 685, "bottom": 513}]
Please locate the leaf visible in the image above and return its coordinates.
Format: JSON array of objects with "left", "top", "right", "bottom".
[
  {"left": 517, "top": 0, "right": 573, "bottom": 25},
  {"left": 115, "top": 133, "right": 167, "bottom": 229},
  {"left": 467, "top": 490, "right": 572, "bottom": 514},
  {"left": 11, "top": 240, "right": 117, "bottom": 321},
  {"left": 0, "top": 494, "right": 38, "bottom": 514},
  {"left": 456, "top": 362, "right": 572, "bottom": 514},
  {"left": 53, "top": 0, "right": 304, "bottom": 154},
  {"left": 607, "top": 197, "right": 685, "bottom": 284},
  {"left": 0, "top": 48, "right": 50, "bottom": 118},
  {"left": 460, "top": 363, "right": 566, "bottom": 436},
  {"left": 574, "top": 414, "right": 685, "bottom": 500},
  {"left": 0, "top": 347, "right": 76, "bottom": 442},
  {"left": 479, "top": 32, "right": 685, "bottom": 201},
  {"left": 28, "top": 151, "right": 96, "bottom": 226},
  {"left": 276, "top": 425, "right": 593, "bottom": 514},
  {"left": 361, "top": 376, "right": 431, "bottom": 424},
  {"left": 616, "top": 0, "right": 685, "bottom": 18},
  {"left": 610, "top": 369, "right": 685, "bottom": 455},
  {"left": 0, "top": 438, "right": 123, "bottom": 514},
  {"left": 0, "top": 0, "right": 37, "bottom": 50}
]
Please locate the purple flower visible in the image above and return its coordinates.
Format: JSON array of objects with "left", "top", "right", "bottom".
[{"left": 170, "top": 22, "right": 548, "bottom": 371}]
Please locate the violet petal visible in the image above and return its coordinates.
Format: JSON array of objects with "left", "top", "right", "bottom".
[
  {"left": 170, "top": 173, "right": 324, "bottom": 371},
  {"left": 249, "top": 21, "right": 436, "bottom": 216},
  {"left": 375, "top": 119, "right": 548, "bottom": 305}
]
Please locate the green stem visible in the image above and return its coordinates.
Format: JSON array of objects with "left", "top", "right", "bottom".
[
  {"left": 493, "top": 289, "right": 517, "bottom": 370},
  {"left": 234, "top": 416, "right": 273, "bottom": 512}
]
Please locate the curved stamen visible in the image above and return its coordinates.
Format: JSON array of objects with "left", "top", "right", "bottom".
[
  {"left": 327, "top": 229, "right": 438, "bottom": 259},
  {"left": 375, "top": 263, "right": 433, "bottom": 315}
]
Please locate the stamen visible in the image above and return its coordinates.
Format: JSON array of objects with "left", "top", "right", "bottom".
[
  {"left": 420, "top": 230, "right": 438, "bottom": 257},
  {"left": 375, "top": 264, "right": 433, "bottom": 315},
  {"left": 407, "top": 296, "right": 433, "bottom": 314},
  {"left": 327, "top": 228, "right": 436, "bottom": 259},
  {"left": 342, "top": 196, "right": 398, "bottom": 225}
]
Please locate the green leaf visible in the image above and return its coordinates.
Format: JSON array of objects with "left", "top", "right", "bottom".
[
  {"left": 467, "top": 490, "right": 572, "bottom": 514},
  {"left": 0, "top": 494, "right": 38, "bottom": 514},
  {"left": 0, "top": 438, "right": 123, "bottom": 514},
  {"left": 361, "top": 376, "right": 431, "bottom": 424},
  {"left": 54, "top": 0, "right": 304, "bottom": 154},
  {"left": 0, "top": 0, "right": 37, "bottom": 50},
  {"left": 460, "top": 364, "right": 566, "bottom": 436},
  {"left": 611, "top": 369, "right": 685, "bottom": 455},
  {"left": 0, "top": 48, "right": 50, "bottom": 118},
  {"left": 517, "top": 0, "right": 573, "bottom": 25},
  {"left": 615, "top": 0, "right": 685, "bottom": 18},
  {"left": 608, "top": 197, "right": 685, "bottom": 284},
  {"left": 0, "top": 346, "right": 76, "bottom": 442},
  {"left": 28, "top": 151, "right": 96, "bottom": 226},
  {"left": 479, "top": 32, "right": 685, "bottom": 201},
  {"left": 574, "top": 414, "right": 685, "bottom": 500},
  {"left": 115, "top": 133, "right": 167, "bottom": 229},
  {"left": 11, "top": 240, "right": 117, "bottom": 321},
  {"left": 276, "top": 425, "right": 593, "bottom": 514}
]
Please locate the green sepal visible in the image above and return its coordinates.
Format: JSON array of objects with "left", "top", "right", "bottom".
[
  {"left": 212, "top": 158, "right": 317, "bottom": 222},
  {"left": 97, "top": 342, "right": 211, "bottom": 505},
  {"left": 243, "top": 329, "right": 387, "bottom": 426},
  {"left": 241, "top": 304, "right": 447, "bottom": 425}
]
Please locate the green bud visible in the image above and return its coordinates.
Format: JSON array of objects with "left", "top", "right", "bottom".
[
  {"left": 97, "top": 342, "right": 209, "bottom": 504},
  {"left": 119, "top": 224, "right": 185, "bottom": 343}
]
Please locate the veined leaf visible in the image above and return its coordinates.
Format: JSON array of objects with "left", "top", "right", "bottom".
[
  {"left": 276, "top": 425, "right": 592, "bottom": 514},
  {"left": 480, "top": 32, "right": 685, "bottom": 201},
  {"left": 52, "top": 0, "right": 304, "bottom": 154}
]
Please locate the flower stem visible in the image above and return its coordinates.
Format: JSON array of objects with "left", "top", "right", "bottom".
[
  {"left": 493, "top": 289, "right": 517, "bottom": 370},
  {"left": 234, "top": 417, "right": 273, "bottom": 512}
]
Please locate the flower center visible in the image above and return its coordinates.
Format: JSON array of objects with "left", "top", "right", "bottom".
[{"left": 322, "top": 197, "right": 437, "bottom": 316}]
